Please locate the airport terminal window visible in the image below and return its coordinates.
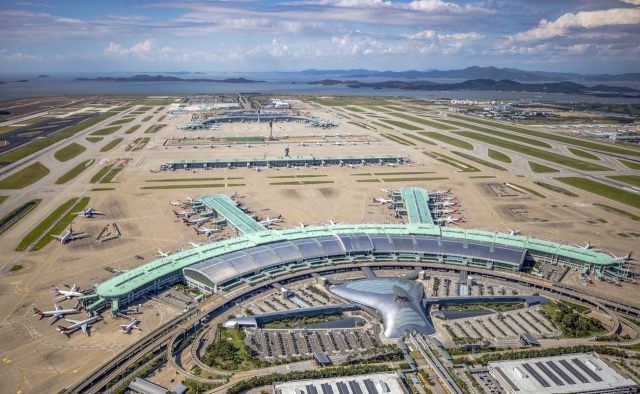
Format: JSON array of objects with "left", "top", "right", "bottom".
[{"left": 184, "top": 270, "right": 218, "bottom": 290}]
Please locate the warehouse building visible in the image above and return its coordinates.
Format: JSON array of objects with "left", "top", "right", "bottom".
[{"left": 273, "top": 372, "right": 407, "bottom": 394}]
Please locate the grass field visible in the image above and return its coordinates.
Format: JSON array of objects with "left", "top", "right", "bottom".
[
  {"left": 386, "top": 113, "right": 453, "bottom": 130},
  {"left": 455, "top": 131, "right": 613, "bottom": 171},
  {"left": 469, "top": 176, "right": 496, "bottom": 179},
  {"left": 137, "top": 106, "right": 153, "bottom": 111},
  {"left": 55, "top": 161, "right": 92, "bottom": 184},
  {"left": 345, "top": 106, "right": 365, "bottom": 112},
  {"left": 605, "top": 175, "right": 640, "bottom": 188},
  {"left": 269, "top": 181, "right": 334, "bottom": 185},
  {"left": 593, "top": 203, "right": 640, "bottom": 221},
  {"left": 488, "top": 149, "right": 511, "bottom": 163},
  {"left": 145, "top": 177, "right": 228, "bottom": 182},
  {"left": 0, "top": 199, "right": 41, "bottom": 237},
  {"left": 452, "top": 151, "right": 507, "bottom": 171},
  {"left": 91, "top": 187, "right": 116, "bottom": 191},
  {"left": 567, "top": 147, "right": 600, "bottom": 161},
  {"left": 380, "top": 133, "right": 415, "bottom": 146},
  {"left": 56, "top": 115, "right": 113, "bottom": 136},
  {"left": 125, "top": 125, "right": 141, "bottom": 134},
  {"left": 141, "top": 116, "right": 153, "bottom": 122},
  {"left": 418, "top": 132, "right": 474, "bottom": 150},
  {"left": 0, "top": 196, "right": 7, "bottom": 205},
  {"left": 619, "top": 159, "right": 640, "bottom": 170},
  {"left": 0, "top": 126, "right": 22, "bottom": 134},
  {"left": 0, "top": 138, "right": 59, "bottom": 163},
  {"left": 314, "top": 97, "right": 394, "bottom": 106},
  {"left": 143, "top": 124, "right": 160, "bottom": 133},
  {"left": 15, "top": 198, "right": 77, "bottom": 251},
  {"left": 108, "top": 118, "right": 134, "bottom": 126},
  {"left": 100, "top": 138, "right": 124, "bottom": 152},
  {"left": 379, "top": 119, "right": 422, "bottom": 131},
  {"left": 0, "top": 162, "right": 50, "bottom": 189},
  {"left": 529, "top": 161, "right": 560, "bottom": 173},
  {"left": 556, "top": 177, "right": 640, "bottom": 209},
  {"left": 401, "top": 133, "right": 437, "bottom": 145},
  {"left": 533, "top": 182, "right": 579, "bottom": 197},
  {"left": 85, "top": 137, "right": 103, "bottom": 143},
  {"left": 370, "top": 121, "right": 392, "bottom": 129},
  {"left": 438, "top": 118, "right": 552, "bottom": 148},
  {"left": 141, "top": 183, "right": 246, "bottom": 189},
  {"left": 54, "top": 142, "right": 86, "bottom": 162},
  {"left": 509, "top": 183, "right": 546, "bottom": 198},
  {"left": 90, "top": 163, "right": 119, "bottom": 183},
  {"left": 33, "top": 197, "right": 90, "bottom": 251},
  {"left": 100, "top": 163, "right": 124, "bottom": 183},
  {"left": 267, "top": 175, "right": 326, "bottom": 179},
  {"left": 448, "top": 113, "right": 640, "bottom": 158},
  {"left": 89, "top": 126, "right": 120, "bottom": 136},
  {"left": 385, "top": 105, "right": 437, "bottom": 113},
  {"left": 425, "top": 152, "right": 480, "bottom": 172},
  {"left": 380, "top": 177, "right": 448, "bottom": 182}
]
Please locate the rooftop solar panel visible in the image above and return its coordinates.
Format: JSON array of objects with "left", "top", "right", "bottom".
[
  {"left": 535, "top": 362, "right": 563, "bottom": 386},
  {"left": 546, "top": 361, "right": 575, "bottom": 385},
  {"left": 559, "top": 359, "right": 589, "bottom": 383},
  {"left": 348, "top": 381, "right": 363, "bottom": 394},
  {"left": 522, "top": 363, "right": 550, "bottom": 387},
  {"left": 321, "top": 383, "right": 334, "bottom": 394},
  {"left": 363, "top": 379, "right": 379, "bottom": 394},
  {"left": 337, "top": 382, "right": 350, "bottom": 394},
  {"left": 572, "top": 358, "right": 603, "bottom": 382},
  {"left": 307, "top": 385, "right": 319, "bottom": 394}
]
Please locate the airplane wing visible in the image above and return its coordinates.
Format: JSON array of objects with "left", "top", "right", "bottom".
[
  {"left": 52, "top": 235, "right": 64, "bottom": 240},
  {"left": 54, "top": 304, "right": 63, "bottom": 311},
  {"left": 48, "top": 313, "right": 62, "bottom": 322},
  {"left": 52, "top": 295, "right": 67, "bottom": 301},
  {"left": 66, "top": 319, "right": 82, "bottom": 324},
  {"left": 68, "top": 234, "right": 86, "bottom": 240},
  {"left": 93, "top": 211, "right": 104, "bottom": 215},
  {"left": 81, "top": 323, "right": 87, "bottom": 333}
]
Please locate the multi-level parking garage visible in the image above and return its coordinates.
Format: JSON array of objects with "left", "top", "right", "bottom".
[{"left": 94, "top": 188, "right": 626, "bottom": 314}]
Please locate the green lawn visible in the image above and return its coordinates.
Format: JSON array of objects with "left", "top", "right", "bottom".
[
  {"left": 605, "top": 175, "right": 640, "bottom": 188},
  {"left": 137, "top": 106, "right": 153, "bottom": 111},
  {"left": 345, "top": 106, "right": 366, "bottom": 112},
  {"left": 0, "top": 162, "right": 50, "bottom": 189},
  {"left": 425, "top": 152, "right": 480, "bottom": 172},
  {"left": 533, "top": 182, "right": 579, "bottom": 197},
  {"left": 529, "top": 161, "right": 560, "bottom": 173},
  {"left": 33, "top": 197, "right": 90, "bottom": 251},
  {"left": 91, "top": 187, "right": 115, "bottom": 191},
  {"left": 141, "top": 183, "right": 246, "bottom": 189},
  {"left": 314, "top": 97, "right": 394, "bottom": 106},
  {"left": 145, "top": 177, "right": 226, "bottom": 182},
  {"left": 0, "top": 126, "right": 22, "bottom": 134},
  {"left": 0, "top": 199, "right": 41, "bottom": 237},
  {"left": 509, "top": 183, "right": 546, "bottom": 198},
  {"left": 618, "top": 159, "right": 640, "bottom": 170},
  {"left": 53, "top": 142, "right": 86, "bottom": 162},
  {"left": 418, "top": 132, "right": 474, "bottom": 150},
  {"left": 593, "top": 203, "right": 640, "bottom": 221},
  {"left": 100, "top": 138, "right": 124, "bottom": 153},
  {"left": 90, "top": 163, "right": 115, "bottom": 183},
  {"left": 452, "top": 152, "right": 507, "bottom": 171},
  {"left": 141, "top": 116, "right": 153, "bottom": 122},
  {"left": 380, "top": 177, "right": 447, "bottom": 182},
  {"left": 0, "top": 139, "right": 59, "bottom": 163},
  {"left": 0, "top": 196, "right": 7, "bottom": 205},
  {"left": 386, "top": 113, "right": 453, "bottom": 130},
  {"left": 89, "top": 126, "right": 120, "bottom": 136},
  {"left": 488, "top": 149, "right": 511, "bottom": 163},
  {"left": 443, "top": 119, "right": 554, "bottom": 149},
  {"left": 108, "top": 118, "right": 134, "bottom": 126},
  {"left": 55, "top": 161, "right": 91, "bottom": 184},
  {"left": 85, "top": 137, "right": 103, "bottom": 143},
  {"left": 379, "top": 119, "right": 423, "bottom": 131},
  {"left": 567, "top": 147, "right": 600, "bottom": 161},
  {"left": 401, "top": 133, "right": 437, "bottom": 145},
  {"left": 455, "top": 131, "right": 613, "bottom": 171},
  {"left": 15, "top": 198, "right": 77, "bottom": 251},
  {"left": 124, "top": 125, "right": 141, "bottom": 134},
  {"left": 448, "top": 113, "right": 640, "bottom": 158},
  {"left": 56, "top": 115, "right": 113, "bottom": 136},
  {"left": 556, "top": 177, "right": 640, "bottom": 209},
  {"left": 380, "top": 133, "right": 415, "bottom": 146}
]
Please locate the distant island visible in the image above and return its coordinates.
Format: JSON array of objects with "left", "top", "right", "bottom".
[
  {"left": 309, "top": 78, "right": 640, "bottom": 97},
  {"left": 75, "top": 74, "right": 265, "bottom": 83},
  {"left": 38, "top": 75, "right": 50, "bottom": 78},
  {"left": 14, "top": 80, "right": 30, "bottom": 83},
  {"left": 0, "top": 81, "right": 5, "bottom": 84}
]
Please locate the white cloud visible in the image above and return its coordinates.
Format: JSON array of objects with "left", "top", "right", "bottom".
[
  {"left": 619, "top": 0, "right": 640, "bottom": 4},
  {"left": 16, "top": 2, "right": 54, "bottom": 8},
  {"left": 1, "top": 51, "right": 41, "bottom": 61},
  {"left": 401, "top": 30, "right": 436, "bottom": 40},
  {"left": 363, "top": 48, "right": 373, "bottom": 54},
  {"left": 438, "top": 32, "right": 485, "bottom": 40}
]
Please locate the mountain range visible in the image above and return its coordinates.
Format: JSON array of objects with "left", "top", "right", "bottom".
[{"left": 74, "top": 75, "right": 264, "bottom": 83}]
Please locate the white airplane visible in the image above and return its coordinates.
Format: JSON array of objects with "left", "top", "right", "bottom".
[
  {"left": 298, "top": 222, "right": 308, "bottom": 228},
  {"left": 246, "top": 143, "right": 252, "bottom": 148},
  {"left": 442, "top": 196, "right": 457, "bottom": 201},
  {"left": 73, "top": 207, "right": 104, "bottom": 218},
  {"left": 333, "top": 141, "right": 343, "bottom": 146},
  {"left": 119, "top": 319, "right": 142, "bottom": 334},
  {"left": 348, "top": 132, "right": 352, "bottom": 136},
  {"left": 51, "top": 284, "right": 83, "bottom": 300},
  {"left": 329, "top": 219, "right": 341, "bottom": 226},
  {"left": 372, "top": 197, "right": 394, "bottom": 205},
  {"left": 157, "top": 248, "right": 170, "bottom": 258},
  {"left": 193, "top": 227, "right": 221, "bottom": 236},
  {"left": 189, "top": 240, "right": 201, "bottom": 248},
  {"left": 381, "top": 188, "right": 390, "bottom": 193},
  {"left": 433, "top": 208, "right": 458, "bottom": 215},
  {"left": 432, "top": 188, "right": 451, "bottom": 196},
  {"left": 508, "top": 228, "right": 520, "bottom": 236},
  {"left": 57, "top": 315, "right": 101, "bottom": 335},
  {"left": 310, "top": 133, "right": 315, "bottom": 137},
  {"left": 611, "top": 252, "right": 633, "bottom": 262},
  {"left": 186, "top": 196, "right": 193, "bottom": 201},
  {"left": 229, "top": 192, "right": 238, "bottom": 199},
  {"left": 52, "top": 226, "right": 84, "bottom": 244},
  {"left": 573, "top": 242, "right": 600, "bottom": 251},
  {"left": 299, "top": 142, "right": 306, "bottom": 146},
  {"left": 436, "top": 201, "right": 458, "bottom": 207},
  {"left": 34, "top": 304, "right": 79, "bottom": 321},
  {"left": 316, "top": 142, "right": 322, "bottom": 146},
  {"left": 260, "top": 215, "right": 283, "bottom": 226},
  {"left": 169, "top": 201, "right": 181, "bottom": 206},
  {"left": 181, "top": 217, "right": 211, "bottom": 226},
  {"left": 173, "top": 210, "right": 197, "bottom": 217},
  {"left": 436, "top": 216, "right": 463, "bottom": 224},
  {"left": 335, "top": 132, "right": 340, "bottom": 137},
  {"left": 323, "top": 133, "right": 327, "bottom": 137}
]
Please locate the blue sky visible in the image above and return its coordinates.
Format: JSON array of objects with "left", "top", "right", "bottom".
[{"left": 1, "top": 0, "right": 639, "bottom": 74}]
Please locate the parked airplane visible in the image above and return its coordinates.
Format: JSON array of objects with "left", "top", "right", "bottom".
[
  {"left": 73, "top": 207, "right": 104, "bottom": 218},
  {"left": 508, "top": 228, "right": 520, "bottom": 236},
  {"left": 52, "top": 284, "right": 83, "bottom": 300},
  {"left": 194, "top": 227, "right": 221, "bottom": 236},
  {"left": 260, "top": 215, "right": 283, "bottom": 226},
  {"left": 611, "top": 252, "right": 633, "bottom": 262},
  {"left": 173, "top": 210, "right": 197, "bottom": 217},
  {"left": 181, "top": 217, "right": 211, "bottom": 227},
  {"left": 436, "top": 216, "right": 463, "bottom": 224},
  {"left": 381, "top": 188, "right": 390, "bottom": 193},
  {"left": 189, "top": 240, "right": 201, "bottom": 248},
  {"left": 436, "top": 201, "right": 458, "bottom": 207},
  {"left": 57, "top": 315, "right": 101, "bottom": 335},
  {"left": 52, "top": 226, "right": 85, "bottom": 244},
  {"left": 157, "top": 248, "right": 170, "bottom": 258},
  {"left": 229, "top": 192, "right": 238, "bottom": 199},
  {"left": 372, "top": 197, "right": 394, "bottom": 205},
  {"left": 119, "top": 319, "right": 142, "bottom": 334},
  {"left": 333, "top": 141, "right": 343, "bottom": 146},
  {"left": 186, "top": 196, "right": 193, "bottom": 201},
  {"left": 574, "top": 242, "right": 600, "bottom": 251},
  {"left": 170, "top": 201, "right": 181, "bottom": 206},
  {"left": 34, "top": 304, "right": 79, "bottom": 321},
  {"left": 432, "top": 208, "right": 458, "bottom": 215},
  {"left": 329, "top": 219, "right": 341, "bottom": 226},
  {"left": 432, "top": 189, "right": 451, "bottom": 196}
]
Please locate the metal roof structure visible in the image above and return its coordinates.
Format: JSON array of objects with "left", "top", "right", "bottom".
[
  {"left": 128, "top": 378, "right": 168, "bottom": 394},
  {"left": 224, "top": 305, "right": 359, "bottom": 328},
  {"left": 401, "top": 187, "right": 434, "bottom": 225},
  {"left": 161, "top": 155, "right": 406, "bottom": 169},
  {"left": 199, "top": 194, "right": 266, "bottom": 235}
]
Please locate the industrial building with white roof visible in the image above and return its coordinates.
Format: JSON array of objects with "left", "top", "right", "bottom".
[{"left": 273, "top": 372, "right": 408, "bottom": 394}]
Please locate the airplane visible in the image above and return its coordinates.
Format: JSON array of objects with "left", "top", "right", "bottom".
[
  {"left": 310, "top": 133, "right": 315, "bottom": 137},
  {"left": 348, "top": 132, "right": 352, "bottom": 136},
  {"left": 333, "top": 141, "right": 343, "bottom": 146},
  {"left": 189, "top": 240, "right": 201, "bottom": 248},
  {"left": 436, "top": 201, "right": 458, "bottom": 207},
  {"left": 298, "top": 222, "right": 308, "bottom": 228},
  {"left": 323, "top": 133, "right": 327, "bottom": 137},
  {"left": 611, "top": 252, "right": 633, "bottom": 262},
  {"left": 181, "top": 217, "right": 211, "bottom": 227},
  {"left": 335, "top": 132, "right": 341, "bottom": 137},
  {"left": 442, "top": 196, "right": 457, "bottom": 201},
  {"left": 229, "top": 192, "right": 238, "bottom": 199},
  {"left": 260, "top": 215, "right": 283, "bottom": 226},
  {"left": 299, "top": 142, "right": 306, "bottom": 146},
  {"left": 372, "top": 197, "right": 394, "bottom": 205},
  {"left": 574, "top": 242, "right": 600, "bottom": 251},
  {"left": 119, "top": 319, "right": 142, "bottom": 334},
  {"left": 329, "top": 219, "right": 341, "bottom": 226},
  {"left": 57, "top": 315, "right": 101, "bottom": 335},
  {"left": 34, "top": 304, "right": 79, "bottom": 322},
  {"left": 381, "top": 188, "right": 390, "bottom": 193},
  {"left": 432, "top": 189, "right": 451, "bottom": 196},
  {"left": 193, "top": 227, "right": 221, "bottom": 236},
  {"left": 52, "top": 226, "right": 84, "bottom": 244},
  {"left": 170, "top": 201, "right": 181, "bottom": 206},
  {"left": 246, "top": 143, "right": 252, "bottom": 148},
  {"left": 150, "top": 169, "right": 160, "bottom": 173},
  {"left": 433, "top": 208, "right": 458, "bottom": 215},
  {"left": 73, "top": 207, "right": 104, "bottom": 218},
  {"left": 173, "top": 210, "right": 197, "bottom": 217},
  {"left": 157, "top": 248, "right": 170, "bottom": 258},
  {"left": 508, "top": 228, "right": 520, "bottom": 236},
  {"left": 436, "top": 216, "right": 463, "bottom": 224},
  {"left": 186, "top": 196, "right": 193, "bottom": 201},
  {"left": 316, "top": 142, "right": 322, "bottom": 146},
  {"left": 51, "top": 284, "right": 83, "bottom": 300}
]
